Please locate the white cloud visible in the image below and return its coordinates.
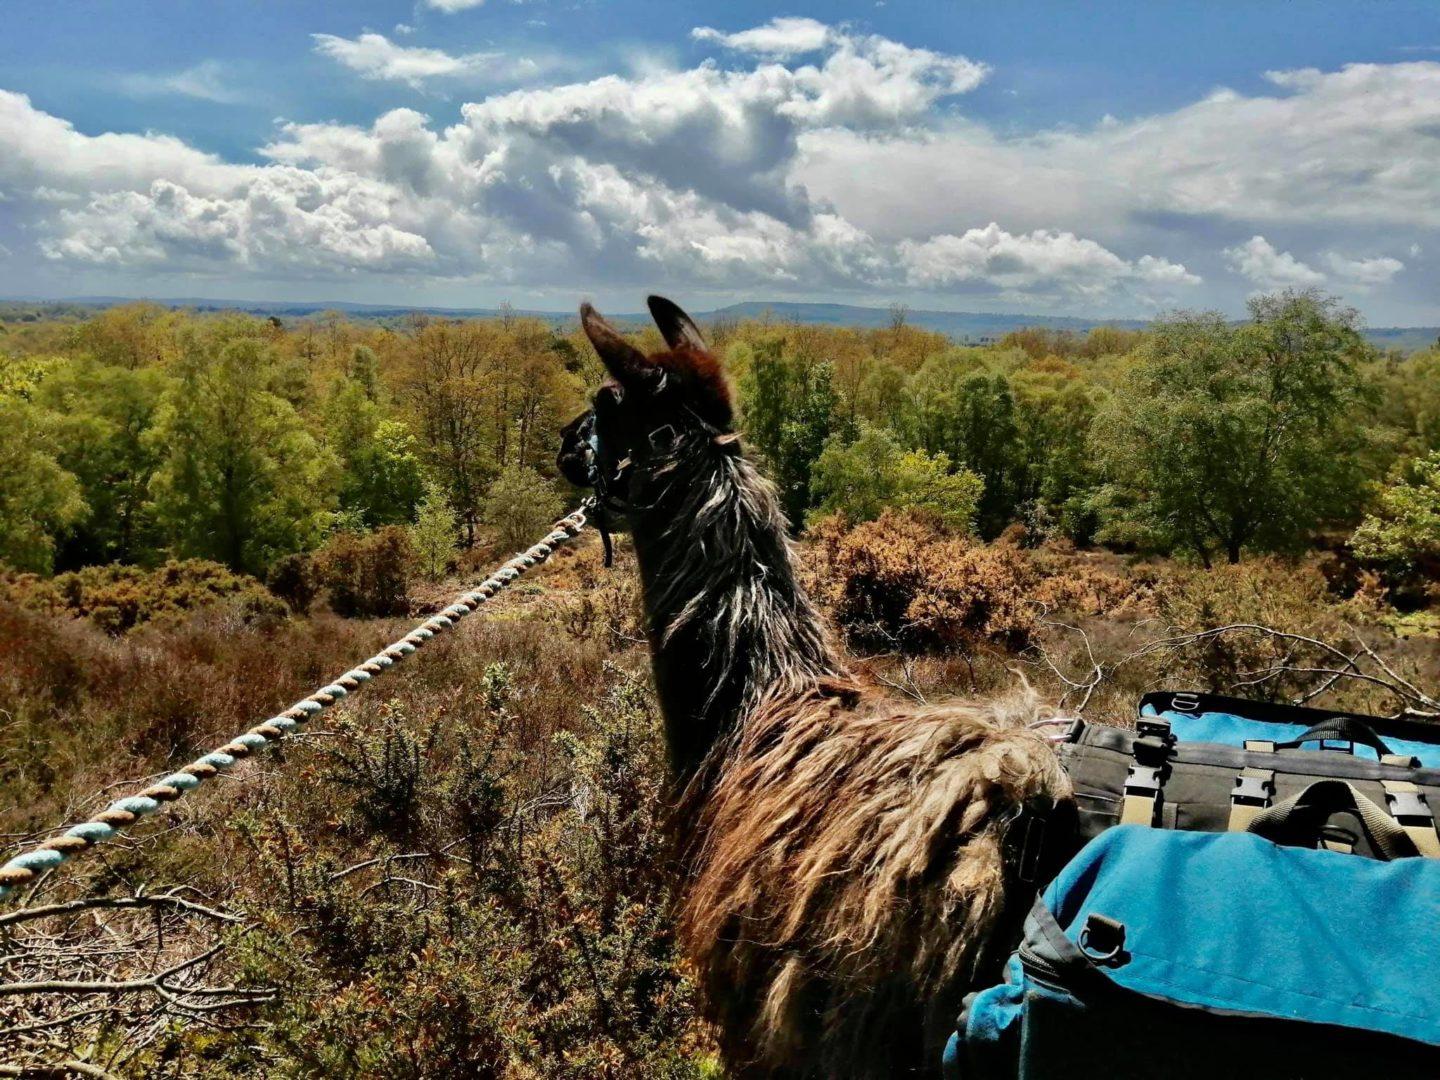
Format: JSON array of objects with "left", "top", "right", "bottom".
[
  {"left": 424, "top": 0, "right": 485, "bottom": 11},
  {"left": 394, "top": 23, "right": 415, "bottom": 35},
  {"left": 692, "top": 17, "right": 833, "bottom": 58},
  {"left": 799, "top": 61, "right": 1440, "bottom": 246},
  {"left": 1224, "top": 236, "right": 1326, "bottom": 288},
  {"left": 311, "top": 32, "right": 550, "bottom": 89},
  {"left": 118, "top": 60, "right": 247, "bottom": 105},
  {"left": 1326, "top": 252, "right": 1404, "bottom": 286},
  {"left": 900, "top": 224, "right": 1198, "bottom": 302},
  {"left": 7, "top": 25, "right": 1438, "bottom": 318}
]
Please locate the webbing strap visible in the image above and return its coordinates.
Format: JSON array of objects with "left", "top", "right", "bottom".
[
  {"left": 1382, "top": 780, "right": 1440, "bottom": 859},
  {"left": 1382, "top": 754, "right": 1421, "bottom": 768},
  {"left": 1120, "top": 793, "right": 1158, "bottom": 827},
  {"left": 1246, "top": 780, "right": 1416, "bottom": 860},
  {"left": 1227, "top": 767, "right": 1276, "bottom": 832},
  {"left": 1244, "top": 740, "right": 1276, "bottom": 753},
  {"left": 1120, "top": 761, "right": 1164, "bottom": 827}
]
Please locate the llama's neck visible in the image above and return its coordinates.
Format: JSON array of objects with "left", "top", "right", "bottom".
[{"left": 627, "top": 439, "right": 840, "bottom": 782}]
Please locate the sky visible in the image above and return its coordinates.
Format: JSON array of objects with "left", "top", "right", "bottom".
[{"left": 1, "top": 1, "right": 1438, "bottom": 323}]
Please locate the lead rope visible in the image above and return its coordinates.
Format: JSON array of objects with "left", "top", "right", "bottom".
[{"left": 0, "top": 498, "right": 595, "bottom": 902}]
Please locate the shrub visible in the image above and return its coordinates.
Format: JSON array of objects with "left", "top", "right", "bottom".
[
  {"left": 1350, "top": 451, "right": 1440, "bottom": 606},
  {"left": 809, "top": 425, "right": 983, "bottom": 531},
  {"left": 312, "top": 526, "right": 415, "bottom": 617},
  {"left": 806, "top": 510, "right": 1039, "bottom": 652},
  {"left": 0, "top": 558, "right": 286, "bottom": 634},
  {"left": 267, "top": 552, "right": 318, "bottom": 614},
  {"left": 483, "top": 465, "right": 566, "bottom": 552}
]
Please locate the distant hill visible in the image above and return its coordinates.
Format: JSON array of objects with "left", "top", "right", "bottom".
[
  {"left": 2, "top": 296, "right": 1435, "bottom": 352},
  {"left": 704, "top": 301, "right": 1149, "bottom": 342}
]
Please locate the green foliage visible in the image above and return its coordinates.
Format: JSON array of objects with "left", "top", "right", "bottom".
[
  {"left": 1091, "top": 290, "right": 1374, "bottom": 565},
  {"left": 739, "top": 339, "right": 843, "bottom": 527},
  {"left": 410, "top": 479, "right": 460, "bottom": 581},
  {"left": 325, "top": 374, "right": 426, "bottom": 529},
  {"left": 809, "top": 425, "right": 983, "bottom": 531},
  {"left": 1351, "top": 452, "right": 1440, "bottom": 570},
  {"left": 0, "top": 396, "right": 87, "bottom": 572},
  {"left": 904, "top": 363, "right": 1020, "bottom": 536},
  {"left": 1372, "top": 348, "right": 1440, "bottom": 457},
  {"left": 147, "top": 324, "right": 339, "bottom": 574},
  {"left": 482, "top": 465, "right": 565, "bottom": 552},
  {"left": 325, "top": 703, "right": 434, "bottom": 841},
  {"left": 32, "top": 357, "right": 168, "bottom": 566}
]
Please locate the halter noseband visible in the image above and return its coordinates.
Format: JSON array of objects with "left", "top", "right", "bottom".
[{"left": 569, "top": 391, "right": 736, "bottom": 567}]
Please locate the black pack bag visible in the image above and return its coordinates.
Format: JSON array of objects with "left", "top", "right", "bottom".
[{"left": 1058, "top": 691, "right": 1440, "bottom": 859}]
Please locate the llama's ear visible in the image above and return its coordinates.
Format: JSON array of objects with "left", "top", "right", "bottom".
[
  {"left": 648, "top": 295, "right": 708, "bottom": 353},
  {"left": 580, "top": 302, "right": 653, "bottom": 387}
]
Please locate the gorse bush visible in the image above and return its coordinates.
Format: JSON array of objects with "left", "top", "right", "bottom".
[
  {"left": 806, "top": 510, "right": 1041, "bottom": 652},
  {"left": 312, "top": 526, "right": 415, "bottom": 617},
  {"left": 1, "top": 558, "right": 286, "bottom": 634},
  {"left": 187, "top": 666, "right": 707, "bottom": 1079}
]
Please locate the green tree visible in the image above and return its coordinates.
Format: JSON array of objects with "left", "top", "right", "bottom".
[
  {"left": 403, "top": 319, "right": 494, "bottom": 545},
  {"left": 32, "top": 358, "right": 168, "bottom": 566},
  {"left": 809, "top": 425, "right": 983, "bottom": 531},
  {"left": 738, "top": 339, "right": 842, "bottom": 527},
  {"left": 0, "top": 397, "right": 86, "bottom": 572},
  {"left": 904, "top": 355, "right": 1021, "bottom": 537},
  {"left": 1373, "top": 348, "right": 1440, "bottom": 458},
  {"left": 482, "top": 465, "right": 564, "bottom": 552},
  {"left": 325, "top": 375, "right": 426, "bottom": 528},
  {"left": 410, "top": 479, "right": 460, "bottom": 582},
  {"left": 1350, "top": 451, "right": 1440, "bottom": 571},
  {"left": 148, "top": 324, "right": 338, "bottom": 575},
  {"left": 1092, "top": 290, "right": 1374, "bottom": 565},
  {"left": 1009, "top": 361, "right": 1100, "bottom": 542}
]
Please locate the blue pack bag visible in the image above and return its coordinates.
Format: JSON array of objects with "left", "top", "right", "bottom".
[
  {"left": 1139, "top": 690, "right": 1440, "bottom": 768},
  {"left": 946, "top": 826, "right": 1440, "bottom": 1079}
]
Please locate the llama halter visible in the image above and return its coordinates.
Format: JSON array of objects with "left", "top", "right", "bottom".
[{"left": 0, "top": 500, "right": 595, "bottom": 902}]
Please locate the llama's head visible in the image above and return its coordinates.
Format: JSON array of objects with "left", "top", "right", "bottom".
[{"left": 558, "top": 296, "right": 735, "bottom": 513}]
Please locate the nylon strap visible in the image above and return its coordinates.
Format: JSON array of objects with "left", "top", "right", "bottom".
[
  {"left": 1120, "top": 793, "right": 1158, "bottom": 827},
  {"left": 1227, "top": 767, "right": 1276, "bottom": 832},
  {"left": 1382, "top": 754, "right": 1421, "bottom": 768},
  {"left": 1381, "top": 780, "right": 1440, "bottom": 859},
  {"left": 1246, "top": 780, "right": 1417, "bottom": 860}
]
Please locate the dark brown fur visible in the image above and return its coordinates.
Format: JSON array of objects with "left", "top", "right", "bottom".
[{"left": 568, "top": 298, "right": 1072, "bottom": 1078}]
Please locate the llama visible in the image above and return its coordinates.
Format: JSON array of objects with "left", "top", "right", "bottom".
[{"left": 559, "top": 297, "right": 1073, "bottom": 1079}]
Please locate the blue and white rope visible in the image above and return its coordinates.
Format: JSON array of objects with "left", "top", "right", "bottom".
[{"left": 0, "top": 499, "right": 593, "bottom": 902}]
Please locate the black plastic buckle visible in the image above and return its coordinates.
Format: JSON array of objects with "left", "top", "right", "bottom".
[
  {"left": 1124, "top": 763, "right": 1163, "bottom": 797},
  {"left": 1386, "top": 789, "right": 1433, "bottom": 824},
  {"left": 1136, "top": 717, "right": 1174, "bottom": 743},
  {"left": 1131, "top": 734, "right": 1171, "bottom": 768},
  {"left": 1232, "top": 774, "right": 1274, "bottom": 805}
]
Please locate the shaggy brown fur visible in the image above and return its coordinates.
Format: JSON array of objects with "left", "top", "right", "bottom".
[
  {"left": 682, "top": 682, "right": 1069, "bottom": 1078},
  {"left": 567, "top": 296, "right": 1073, "bottom": 1079}
]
